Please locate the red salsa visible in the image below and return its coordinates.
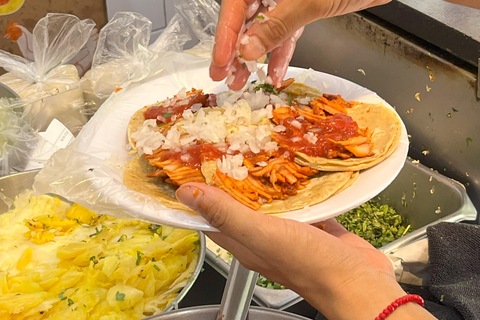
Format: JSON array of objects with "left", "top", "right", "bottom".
[
  {"left": 272, "top": 113, "right": 360, "bottom": 158},
  {"left": 144, "top": 91, "right": 216, "bottom": 125},
  {"left": 160, "top": 143, "right": 225, "bottom": 169}
]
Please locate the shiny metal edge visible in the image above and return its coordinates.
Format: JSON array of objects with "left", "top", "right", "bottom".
[
  {"left": 144, "top": 305, "right": 311, "bottom": 320},
  {"left": 379, "top": 160, "right": 477, "bottom": 254},
  {"left": 205, "top": 247, "right": 303, "bottom": 310},
  {"left": 163, "top": 231, "right": 206, "bottom": 313}
]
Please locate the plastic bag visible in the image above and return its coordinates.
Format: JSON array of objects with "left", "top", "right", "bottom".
[
  {"left": 0, "top": 98, "right": 38, "bottom": 175},
  {"left": 0, "top": 94, "right": 78, "bottom": 175},
  {"left": 81, "top": 0, "right": 220, "bottom": 114},
  {"left": 81, "top": 12, "right": 157, "bottom": 115},
  {"left": 0, "top": 13, "right": 95, "bottom": 135}
]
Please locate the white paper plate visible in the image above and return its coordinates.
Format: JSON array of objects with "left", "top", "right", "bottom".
[{"left": 49, "top": 62, "right": 408, "bottom": 231}]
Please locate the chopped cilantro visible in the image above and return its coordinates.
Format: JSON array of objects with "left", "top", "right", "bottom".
[
  {"left": 163, "top": 112, "right": 173, "bottom": 118},
  {"left": 256, "top": 14, "right": 265, "bottom": 20},
  {"left": 67, "top": 298, "right": 74, "bottom": 306},
  {"left": 117, "top": 234, "right": 127, "bottom": 242},
  {"left": 136, "top": 251, "right": 143, "bottom": 266},
  {"left": 257, "top": 274, "right": 285, "bottom": 289},
  {"left": 253, "top": 83, "right": 278, "bottom": 95},
  {"left": 149, "top": 224, "right": 161, "bottom": 233},
  {"left": 153, "top": 264, "right": 161, "bottom": 272},
  {"left": 115, "top": 291, "right": 126, "bottom": 301},
  {"left": 58, "top": 291, "right": 67, "bottom": 300},
  {"left": 89, "top": 226, "right": 104, "bottom": 237},
  {"left": 335, "top": 199, "right": 413, "bottom": 248}
]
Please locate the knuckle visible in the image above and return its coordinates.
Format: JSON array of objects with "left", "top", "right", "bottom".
[
  {"left": 260, "top": 17, "right": 291, "bottom": 48},
  {"left": 197, "top": 198, "right": 228, "bottom": 229}
]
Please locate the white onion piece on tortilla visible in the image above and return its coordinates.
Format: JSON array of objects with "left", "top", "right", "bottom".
[{"left": 217, "top": 154, "right": 249, "bottom": 180}]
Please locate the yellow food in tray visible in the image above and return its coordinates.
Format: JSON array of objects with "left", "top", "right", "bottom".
[{"left": 0, "top": 191, "right": 200, "bottom": 320}]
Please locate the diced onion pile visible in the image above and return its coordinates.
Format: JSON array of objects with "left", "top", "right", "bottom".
[
  {"left": 132, "top": 83, "right": 293, "bottom": 181},
  {"left": 0, "top": 192, "right": 200, "bottom": 320}
]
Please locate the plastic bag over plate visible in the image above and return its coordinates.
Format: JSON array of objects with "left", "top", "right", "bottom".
[
  {"left": 34, "top": 0, "right": 223, "bottom": 230},
  {"left": 81, "top": 0, "right": 219, "bottom": 116},
  {"left": 0, "top": 13, "right": 95, "bottom": 136}
]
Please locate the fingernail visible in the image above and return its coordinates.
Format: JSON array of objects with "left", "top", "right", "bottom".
[
  {"left": 176, "top": 185, "right": 204, "bottom": 210},
  {"left": 241, "top": 35, "right": 266, "bottom": 60}
]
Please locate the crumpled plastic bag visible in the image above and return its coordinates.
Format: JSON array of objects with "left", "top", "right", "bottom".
[
  {"left": 0, "top": 13, "right": 95, "bottom": 135},
  {"left": 0, "top": 95, "right": 77, "bottom": 175},
  {"left": 0, "top": 98, "right": 39, "bottom": 175},
  {"left": 81, "top": 0, "right": 219, "bottom": 115}
]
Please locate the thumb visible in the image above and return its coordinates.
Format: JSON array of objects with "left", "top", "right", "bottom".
[
  {"left": 240, "top": 0, "right": 321, "bottom": 61},
  {"left": 175, "top": 182, "right": 262, "bottom": 234}
]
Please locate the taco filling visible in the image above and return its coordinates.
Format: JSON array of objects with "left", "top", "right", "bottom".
[{"left": 125, "top": 80, "right": 400, "bottom": 212}]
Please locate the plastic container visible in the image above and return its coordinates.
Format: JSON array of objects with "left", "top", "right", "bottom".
[
  {"left": 0, "top": 169, "right": 206, "bottom": 315},
  {"left": 0, "top": 82, "right": 19, "bottom": 99},
  {"left": 205, "top": 158, "right": 477, "bottom": 309}
]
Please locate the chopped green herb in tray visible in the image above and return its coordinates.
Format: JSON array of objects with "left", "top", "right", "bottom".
[
  {"left": 256, "top": 275, "right": 285, "bottom": 289},
  {"left": 335, "top": 199, "right": 413, "bottom": 248}
]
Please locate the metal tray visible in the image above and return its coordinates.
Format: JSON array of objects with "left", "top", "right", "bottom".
[
  {"left": 0, "top": 170, "right": 207, "bottom": 315},
  {"left": 205, "top": 158, "right": 477, "bottom": 310},
  {"left": 145, "top": 305, "right": 310, "bottom": 320}
]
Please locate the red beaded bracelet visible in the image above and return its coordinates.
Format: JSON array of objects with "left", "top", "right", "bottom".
[{"left": 374, "top": 294, "right": 425, "bottom": 320}]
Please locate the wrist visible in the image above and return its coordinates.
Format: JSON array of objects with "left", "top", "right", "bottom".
[{"left": 295, "top": 270, "right": 414, "bottom": 320}]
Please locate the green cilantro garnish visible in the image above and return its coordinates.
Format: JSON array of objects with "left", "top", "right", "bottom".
[
  {"left": 153, "top": 264, "right": 161, "bottom": 272},
  {"left": 67, "top": 298, "right": 74, "bottom": 306},
  {"left": 89, "top": 226, "right": 104, "bottom": 237},
  {"left": 115, "top": 291, "right": 126, "bottom": 301},
  {"left": 163, "top": 112, "right": 173, "bottom": 118},
  {"left": 149, "top": 224, "right": 161, "bottom": 233},
  {"left": 253, "top": 83, "right": 278, "bottom": 95},
  {"left": 58, "top": 291, "right": 67, "bottom": 300},
  {"left": 117, "top": 234, "right": 127, "bottom": 242},
  {"left": 136, "top": 251, "right": 143, "bottom": 266},
  {"left": 256, "top": 14, "right": 265, "bottom": 20}
]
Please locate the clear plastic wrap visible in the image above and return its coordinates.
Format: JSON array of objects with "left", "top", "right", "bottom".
[
  {"left": 82, "top": 0, "right": 220, "bottom": 115},
  {"left": 0, "top": 14, "right": 95, "bottom": 135},
  {"left": 0, "top": 98, "right": 38, "bottom": 175}
]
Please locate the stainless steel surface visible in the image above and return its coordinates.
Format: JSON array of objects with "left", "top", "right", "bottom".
[
  {"left": 205, "top": 247, "right": 303, "bottom": 310},
  {"left": 218, "top": 258, "right": 258, "bottom": 320},
  {"left": 399, "top": 0, "right": 480, "bottom": 42},
  {"left": 378, "top": 159, "right": 477, "bottom": 254},
  {"left": 145, "top": 305, "right": 311, "bottom": 320},
  {"left": 291, "top": 12, "right": 480, "bottom": 212},
  {"left": 0, "top": 170, "right": 207, "bottom": 315}
]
